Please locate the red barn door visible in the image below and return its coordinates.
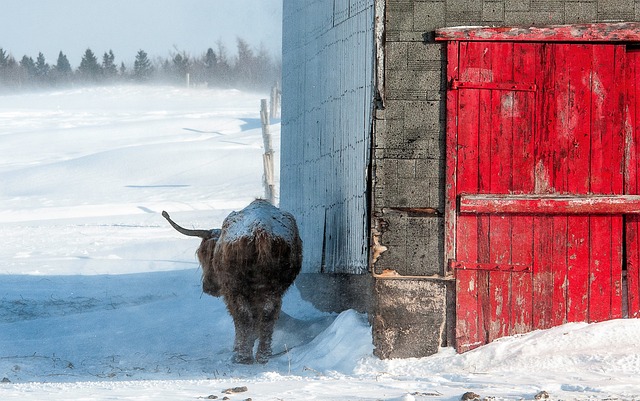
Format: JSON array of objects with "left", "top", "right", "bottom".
[{"left": 447, "top": 41, "right": 630, "bottom": 352}]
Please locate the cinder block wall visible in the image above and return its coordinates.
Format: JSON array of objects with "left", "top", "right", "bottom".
[{"left": 371, "top": 0, "right": 640, "bottom": 358}]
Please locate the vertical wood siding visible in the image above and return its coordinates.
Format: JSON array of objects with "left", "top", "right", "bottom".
[{"left": 281, "top": 0, "right": 375, "bottom": 274}]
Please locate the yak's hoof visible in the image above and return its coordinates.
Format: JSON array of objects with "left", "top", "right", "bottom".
[{"left": 233, "top": 354, "right": 254, "bottom": 365}]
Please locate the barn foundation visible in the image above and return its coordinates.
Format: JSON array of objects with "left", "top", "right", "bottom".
[{"left": 372, "top": 277, "right": 453, "bottom": 359}]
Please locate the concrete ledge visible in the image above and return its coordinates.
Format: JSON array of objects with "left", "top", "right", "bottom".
[{"left": 372, "top": 276, "right": 453, "bottom": 359}]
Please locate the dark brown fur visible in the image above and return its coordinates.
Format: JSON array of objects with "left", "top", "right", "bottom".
[{"left": 193, "top": 200, "right": 302, "bottom": 364}]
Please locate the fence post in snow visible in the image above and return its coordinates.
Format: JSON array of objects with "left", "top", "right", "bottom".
[
  {"left": 270, "top": 82, "right": 281, "bottom": 119},
  {"left": 261, "top": 99, "right": 276, "bottom": 205}
]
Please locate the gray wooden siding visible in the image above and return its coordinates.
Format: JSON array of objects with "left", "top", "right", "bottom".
[{"left": 281, "top": 0, "right": 375, "bottom": 274}]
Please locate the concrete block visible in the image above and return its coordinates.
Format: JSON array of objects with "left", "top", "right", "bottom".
[
  {"left": 505, "top": 0, "right": 531, "bottom": 12},
  {"left": 372, "top": 277, "right": 450, "bottom": 359},
  {"left": 386, "top": 70, "right": 443, "bottom": 100},
  {"left": 565, "top": 2, "right": 598, "bottom": 22},
  {"left": 530, "top": 0, "right": 565, "bottom": 11},
  {"left": 505, "top": 10, "right": 566, "bottom": 24},
  {"left": 386, "top": 42, "right": 408, "bottom": 71},
  {"left": 397, "top": 158, "right": 417, "bottom": 178},
  {"left": 413, "top": 1, "right": 446, "bottom": 32},
  {"left": 483, "top": 1, "right": 506, "bottom": 22},
  {"left": 404, "top": 100, "right": 442, "bottom": 132},
  {"left": 387, "top": 0, "right": 415, "bottom": 33},
  {"left": 406, "top": 217, "right": 444, "bottom": 275},
  {"left": 406, "top": 42, "right": 444, "bottom": 71},
  {"left": 597, "top": 0, "right": 634, "bottom": 20}
]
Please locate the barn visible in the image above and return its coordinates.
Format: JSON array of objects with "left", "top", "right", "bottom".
[{"left": 281, "top": 0, "right": 640, "bottom": 358}]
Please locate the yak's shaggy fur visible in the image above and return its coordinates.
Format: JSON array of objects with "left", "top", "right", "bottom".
[{"left": 165, "top": 199, "right": 302, "bottom": 364}]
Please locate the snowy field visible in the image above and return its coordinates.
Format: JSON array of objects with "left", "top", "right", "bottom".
[{"left": 1, "top": 86, "right": 640, "bottom": 400}]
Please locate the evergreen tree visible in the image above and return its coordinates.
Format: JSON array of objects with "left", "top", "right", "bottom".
[
  {"left": 20, "top": 55, "right": 37, "bottom": 78},
  {"left": 171, "top": 52, "right": 189, "bottom": 82},
  {"left": 2, "top": 55, "right": 20, "bottom": 88},
  {"left": 253, "top": 44, "right": 274, "bottom": 89},
  {"left": 133, "top": 49, "right": 153, "bottom": 81},
  {"left": 77, "top": 48, "right": 101, "bottom": 81},
  {"left": 214, "top": 40, "right": 231, "bottom": 86},
  {"left": 35, "top": 52, "right": 50, "bottom": 80},
  {"left": 0, "top": 48, "right": 10, "bottom": 87},
  {"left": 54, "top": 51, "right": 72, "bottom": 74},
  {"left": 204, "top": 48, "right": 217, "bottom": 69},
  {"left": 102, "top": 50, "right": 118, "bottom": 81},
  {"left": 201, "top": 47, "right": 218, "bottom": 85},
  {"left": 119, "top": 62, "right": 127, "bottom": 78},
  {"left": 51, "top": 51, "right": 73, "bottom": 84},
  {"left": 0, "top": 48, "right": 8, "bottom": 68},
  {"left": 235, "top": 38, "right": 258, "bottom": 88}
]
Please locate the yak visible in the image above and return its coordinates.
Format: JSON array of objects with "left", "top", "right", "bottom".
[{"left": 162, "top": 199, "right": 302, "bottom": 364}]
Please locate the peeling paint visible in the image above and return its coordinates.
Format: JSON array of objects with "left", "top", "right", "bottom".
[
  {"left": 436, "top": 22, "right": 640, "bottom": 43},
  {"left": 460, "top": 67, "right": 493, "bottom": 82},
  {"left": 371, "top": 229, "right": 388, "bottom": 265},
  {"left": 501, "top": 92, "right": 519, "bottom": 118},
  {"left": 534, "top": 160, "right": 553, "bottom": 194}
]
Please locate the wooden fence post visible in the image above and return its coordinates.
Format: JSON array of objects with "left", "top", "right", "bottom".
[
  {"left": 261, "top": 99, "right": 276, "bottom": 204},
  {"left": 270, "top": 82, "right": 281, "bottom": 119}
]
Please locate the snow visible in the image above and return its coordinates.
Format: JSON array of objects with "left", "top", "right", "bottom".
[
  {"left": 220, "top": 199, "right": 299, "bottom": 243},
  {"left": 1, "top": 85, "right": 640, "bottom": 400}
]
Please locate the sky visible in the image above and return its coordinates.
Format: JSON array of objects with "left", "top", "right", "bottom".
[{"left": 0, "top": 0, "right": 282, "bottom": 67}]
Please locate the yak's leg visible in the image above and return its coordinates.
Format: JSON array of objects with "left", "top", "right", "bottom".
[
  {"left": 229, "top": 296, "right": 257, "bottom": 364},
  {"left": 255, "top": 297, "right": 281, "bottom": 364}
]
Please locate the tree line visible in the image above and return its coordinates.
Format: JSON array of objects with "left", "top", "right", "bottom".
[{"left": 0, "top": 38, "right": 281, "bottom": 91}]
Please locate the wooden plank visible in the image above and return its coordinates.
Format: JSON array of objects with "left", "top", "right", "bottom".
[
  {"left": 510, "top": 270, "right": 533, "bottom": 334},
  {"left": 567, "top": 216, "right": 590, "bottom": 322},
  {"left": 487, "top": 42, "right": 514, "bottom": 343},
  {"left": 475, "top": 41, "right": 494, "bottom": 348},
  {"left": 534, "top": 43, "right": 575, "bottom": 330},
  {"left": 588, "top": 45, "right": 624, "bottom": 322},
  {"left": 587, "top": 45, "right": 613, "bottom": 324},
  {"left": 551, "top": 215, "right": 568, "bottom": 325},
  {"left": 451, "top": 80, "right": 537, "bottom": 91},
  {"left": 532, "top": 42, "right": 559, "bottom": 329},
  {"left": 454, "top": 41, "right": 483, "bottom": 351},
  {"left": 444, "top": 41, "right": 460, "bottom": 275},
  {"left": 451, "top": 261, "right": 531, "bottom": 272},
  {"left": 545, "top": 42, "right": 569, "bottom": 326},
  {"left": 435, "top": 22, "right": 640, "bottom": 42},
  {"left": 626, "top": 50, "right": 640, "bottom": 318},
  {"left": 489, "top": 270, "right": 511, "bottom": 342},
  {"left": 455, "top": 269, "right": 482, "bottom": 352},
  {"left": 533, "top": 215, "right": 554, "bottom": 328},
  {"left": 610, "top": 45, "right": 626, "bottom": 319},
  {"left": 509, "top": 42, "right": 536, "bottom": 335},
  {"left": 459, "top": 194, "right": 640, "bottom": 214},
  {"left": 564, "top": 44, "right": 592, "bottom": 323}
]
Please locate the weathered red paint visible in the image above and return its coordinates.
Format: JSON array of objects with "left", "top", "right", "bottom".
[
  {"left": 450, "top": 79, "right": 537, "bottom": 92},
  {"left": 449, "top": 261, "right": 531, "bottom": 272},
  {"left": 444, "top": 31, "right": 638, "bottom": 352},
  {"left": 436, "top": 22, "right": 640, "bottom": 42},
  {"left": 459, "top": 194, "right": 640, "bottom": 214}
]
